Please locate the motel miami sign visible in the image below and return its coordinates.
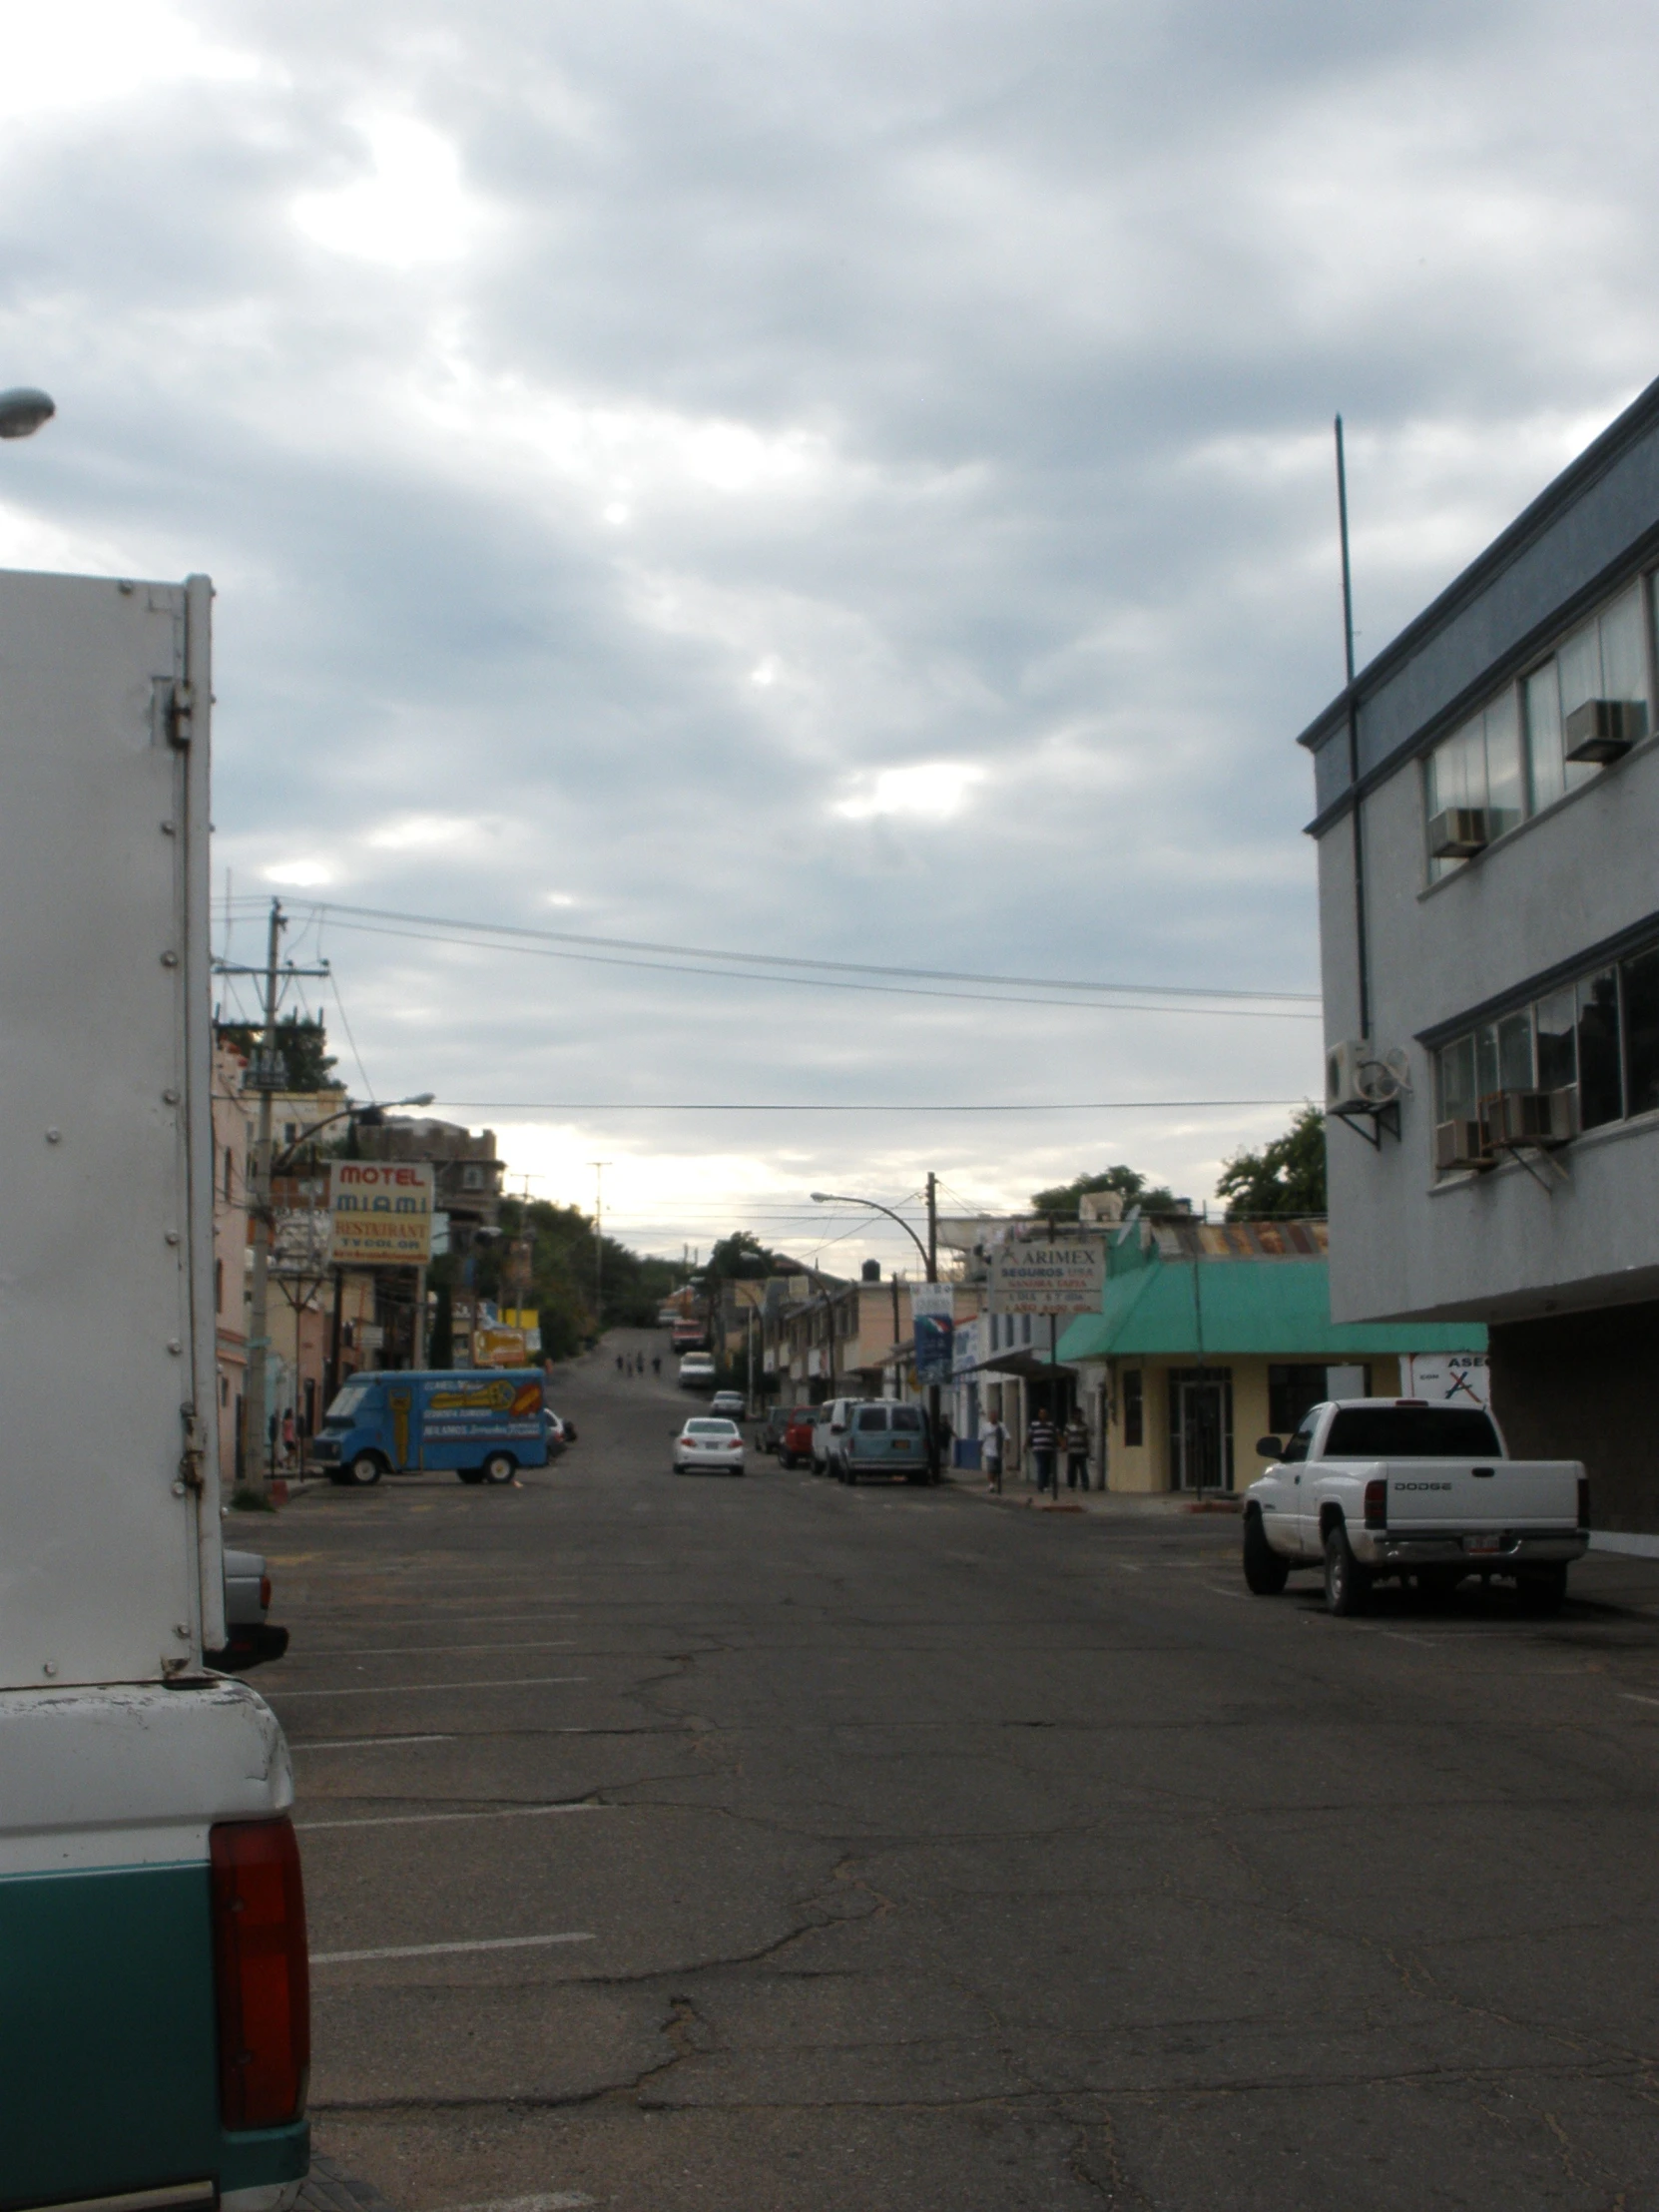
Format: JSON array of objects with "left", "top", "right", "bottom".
[{"left": 327, "top": 1161, "right": 435, "bottom": 1266}]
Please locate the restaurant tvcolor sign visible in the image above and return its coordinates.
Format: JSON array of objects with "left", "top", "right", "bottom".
[
  {"left": 327, "top": 1162, "right": 434, "bottom": 1265},
  {"left": 986, "top": 1241, "right": 1105, "bottom": 1315}
]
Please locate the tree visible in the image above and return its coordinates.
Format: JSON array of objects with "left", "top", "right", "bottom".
[
  {"left": 706, "top": 1231, "right": 787, "bottom": 1281},
  {"left": 217, "top": 1013, "right": 343, "bottom": 1093},
  {"left": 1216, "top": 1105, "right": 1327, "bottom": 1219},
  {"left": 1029, "top": 1164, "right": 1183, "bottom": 1219}
]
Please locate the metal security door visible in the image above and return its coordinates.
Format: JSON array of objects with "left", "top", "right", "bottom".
[{"left": 1175, "top": 1377, "right": 1227, "bottom": 1492}]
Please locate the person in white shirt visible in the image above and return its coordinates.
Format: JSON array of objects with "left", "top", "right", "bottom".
[{"left": 980, "top": 1414, "right": 1007, "bottom": 1494}]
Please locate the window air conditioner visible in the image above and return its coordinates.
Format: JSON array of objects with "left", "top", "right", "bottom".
[
  {"left": 1481, "top": 1087, "right": 1577, "bottom": 1149},
  {"left": 1433, "top": 1119, "right": 1492, "bottom": 1173},
  {"left": 1426, "top": 807, "right": 1490, "bottom": 859},
  {"left": 1563, "top": 698, "right": 1646, "bottom": 765}
]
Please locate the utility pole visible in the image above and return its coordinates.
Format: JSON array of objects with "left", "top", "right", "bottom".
[
  {"left": 924, "top": 1172, "right": 942, "bottom": 1483},
  {"left": 590, "top": 1161, "right": 610, "bottom": 1327},
  {"left": 220, "top": 897, "right": 329, "bottom": 1502}
]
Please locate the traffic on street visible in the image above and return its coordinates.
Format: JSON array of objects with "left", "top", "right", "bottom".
[{"left": 248, "top": 1331, "right": 1659, "bottom": 2212}]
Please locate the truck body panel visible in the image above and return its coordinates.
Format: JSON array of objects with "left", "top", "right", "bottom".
[{"left": 0, "top": 568, "right": 307, "bottom": 2206}]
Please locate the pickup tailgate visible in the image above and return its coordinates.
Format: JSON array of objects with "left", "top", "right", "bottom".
[{"left": 1379, "top": 1459, "right": 1582, "bottom": 1529}]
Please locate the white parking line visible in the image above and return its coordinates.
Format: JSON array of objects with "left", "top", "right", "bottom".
[
  {"left": 440, "top": 2197, "right": 595, "bottom": 2211},
  {"left": 310, "top": 1932, "right": 596, "bottom": 1964},
  {"left": 301, "top": 1641, "right": 578, "bottom": 1659},
  {"left": 294, "top": 1734, "right": 453, "bottom": 1751},
  {"left": 297, "top": 1803, "right": 602, "bottom": 1833},
  {"left": 1620, "top": 1692, "right": 1659, "bottom": 1707},
  {"left": 272, "top": 1676, "right": 589, "bottom": 1699}
]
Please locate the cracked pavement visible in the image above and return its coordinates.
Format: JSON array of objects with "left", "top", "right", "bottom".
[{"left": 244, "top": 1331, "right": 1659, "bottom": 2209}]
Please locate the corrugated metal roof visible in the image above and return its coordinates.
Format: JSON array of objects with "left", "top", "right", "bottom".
[{"left": 1055, "top": 1255, "right": 1487, "bottom": 1363}]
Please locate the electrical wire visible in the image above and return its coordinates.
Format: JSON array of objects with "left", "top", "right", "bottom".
[
  {"left": 423, "top": 1096, "right": 1307, "bottom": 1113},
  {"left": 228, "top": 896, "right": 1319, "bottom": 1020}
]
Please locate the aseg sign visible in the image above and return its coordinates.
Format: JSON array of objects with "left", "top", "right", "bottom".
[
  {"left": 986, "top": 1241, "right": 1104, "bottom": 1316},
  {"left": 328, "top": 1161, "right": 434, "bottom": 1265}
]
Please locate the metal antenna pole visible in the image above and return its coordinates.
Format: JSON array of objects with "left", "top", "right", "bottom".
[
  {"left": 590, "top": 1161, "right": 610, "bottom": 1325},
  {"left": 1336, "top": 412, "right": 1372, "bottom": 1040}
]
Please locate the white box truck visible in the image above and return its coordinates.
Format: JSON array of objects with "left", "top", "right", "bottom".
[{"left": 0, "top": 570, "right": 309, "bottom": 2210}]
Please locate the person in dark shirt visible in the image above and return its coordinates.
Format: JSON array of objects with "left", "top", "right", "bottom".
[
  {"left": 1027, "top": 1411, "right": 1058, "bottom": 1495},
  {"left": 1064, "top": 1411, "right": 1090, "bottom": 1491}
]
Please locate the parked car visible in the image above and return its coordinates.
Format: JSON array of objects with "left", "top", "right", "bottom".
[
  {"left": 778, "top": 1405, "right": 817, "bottom": 1468},
  {"left": 678, "top": 1353, "right": 717, "bottom": 1389},
  {"left": 673, "top": 1416, "right": 746, "bottom": 1474},
  {"left": 812, "top": 1396, "right": 861, "bottom": 1478},
  {"left": 207, "top": 1548, "right": 289, "bottom": 1671},
  {"left": 1244, "top": 1397, "right": 1589, "bottom": 1614},
  {"left": 837, "top": 1400, "right": 932, "bottom": 1484},
  {"left": 710, "top": 1389, "right": 746, "bottom": 1419}
]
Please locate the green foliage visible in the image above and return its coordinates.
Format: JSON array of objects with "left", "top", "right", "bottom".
[
  {"left": 706, "top": 1231, "right": 788, "bottom": 1281},
  {"left": 218, "top": 1013, "right": 343, "bottom": 1093},
  {"left": 1216, "top": 1105, "right": 1328, "bottom": 1219},
  {"left": 1029, "top": 1163, "right": 1183, "bottom": 1219}
]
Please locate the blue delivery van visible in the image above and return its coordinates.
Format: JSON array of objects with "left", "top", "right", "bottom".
[{"left": 308, "top": 1370, "right": 551, "bottom": 1485}]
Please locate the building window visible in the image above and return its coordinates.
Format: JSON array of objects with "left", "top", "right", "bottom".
[
  {"left": 216, "top": 1258, "right": 224, "bottom": 1314},
  {"left": 224, "top": 1146, "right": 234, "bottom": 1202},
  {"left": 1425, "top": 575, "right": 1652, "bottom": 878},
  {"left": 462, "top": 1164, "right": 484, "bottom": 1190},
  {"left": 1122, "top": 1369, "right": 1144, "bottom": 1447},
  {"left": 1269, "top": 1364, "right": 1328, "bottom": 1435},
  {"left": 1430, "top": 927, "right": 1659, "bottom": 1169}
]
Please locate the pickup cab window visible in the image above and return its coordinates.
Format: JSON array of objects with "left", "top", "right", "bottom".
[
  {"left": 1281, "top": 1407, "right": 1322, "bottom": 1463},
  {"left": 1325, "top": 1405, "right": 1502, "bottom": 1457}
]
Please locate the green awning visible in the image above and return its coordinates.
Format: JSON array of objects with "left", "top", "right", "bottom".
[{"left": 1055, "top": 1257, "right": 1487, "bottom": 1364}]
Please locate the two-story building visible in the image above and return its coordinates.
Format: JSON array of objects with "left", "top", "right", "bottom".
[{"left": 1301, "top": 376, "right": 1659, "bottom": 1544}]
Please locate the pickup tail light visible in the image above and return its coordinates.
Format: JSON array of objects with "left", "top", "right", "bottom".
[
  {"left": 259, "top": 1575, "right": 272, "bottom": 1611},
  {"left": 211, "top": 1816, "right": 310, "bottom": 2129},
  {"left": 1578, "top": 1477, "right": 1591, "bottom": 1531},
  {"left": 1364, "top": 1478, "right": 1387, "bottom": 1530}
]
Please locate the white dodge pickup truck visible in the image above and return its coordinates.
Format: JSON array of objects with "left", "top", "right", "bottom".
[{"left": 1243, "top": 1398, "right": 1588, "bottom": 1615}]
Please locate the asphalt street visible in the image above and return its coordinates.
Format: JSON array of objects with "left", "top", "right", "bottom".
[{"left": 246, "top": 1331, "right": 1659, "bottom": 2212}]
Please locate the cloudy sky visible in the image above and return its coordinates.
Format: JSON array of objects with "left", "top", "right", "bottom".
[{"left": 4, "top": 0, "right": 1656, "bottom": 1271}]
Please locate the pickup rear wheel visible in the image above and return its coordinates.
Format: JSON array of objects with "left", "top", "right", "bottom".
[
  {"left": 1242, "top": 1507, "right": 1290, "bottom": 1594},
  {"left": 1516, "top": 1563, "right": 1567, "bottom": 1615},
  {"left": 1324, "top": 1522, "right": 1371, "bottom": 1616},
  {"left": 779, "top": 1450, "right": 797, "bottom": 1469}
]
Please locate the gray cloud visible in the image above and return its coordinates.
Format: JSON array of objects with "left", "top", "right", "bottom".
[{"left": 3, "top": 0, "right": 1656, "bottom": 1259}]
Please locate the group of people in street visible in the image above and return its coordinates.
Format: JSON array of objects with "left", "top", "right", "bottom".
[
  {"left": 979, "top": 1406, "right": 1091, "bottom": 1497},
  {"left": 615, "top": 1352, "right": 662, "bottom": 1377}
]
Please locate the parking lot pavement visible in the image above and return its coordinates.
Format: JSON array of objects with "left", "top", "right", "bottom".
[{"left": 239, "top": 1336, "right": 1659, "bottom": 2212}]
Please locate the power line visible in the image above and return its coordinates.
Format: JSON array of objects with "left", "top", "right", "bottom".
[
  {"left": 425, "top": 1096, "right": 1309, "bottom": 1113},
  {"left": 233, "top": 896, "right": 1320, "bottom": 1019}
]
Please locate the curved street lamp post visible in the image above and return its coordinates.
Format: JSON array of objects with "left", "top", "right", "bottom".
[{"left": 811, "top": 1179, "right": 942, "bottom": 1480}]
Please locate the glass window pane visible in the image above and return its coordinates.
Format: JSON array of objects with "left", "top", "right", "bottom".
[
  {"left": 1577, "top": 968, "right": 1623, "bottom": 1128},
  {"left": 1483, "top": 691, "right": 1523, "bottom": 833},
  {"left": 1474, "top": 1023, "right": 1500, "bottom": 1102},
  {"left": 1496, "top": 1008, "right": 1534, "bottom": 1091},
  {"left": 1535, "top": 987, "right": 1578, "bottom": 1093},
  {"left": 1599, "top": 584, "right": 1648, "bottom": 715},
  {"left": 1525, "top": 662, "right": 1564, "bottom": 810},
  {"left": 1428, "top": 718, "right": 1485, "bottom": 814},
  {"left": 1436, "top": 1035, "right": 1475, "bottom": 1122},
  {"left": 1558, "top": 618, "right": 1600, "bottom": 717},
  {"left": 1620, "top": 944, "right": 1659, "bottom": 1118}
]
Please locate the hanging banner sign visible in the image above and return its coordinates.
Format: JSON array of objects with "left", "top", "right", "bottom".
[
  {"left": 327, "top": 1162, "right": 434, "bottom": 1265},
  {"left": 910, "top": 1282, "right": 954, "bottom": 1385},
  {"left": 986, "top": 1241, "right": 1105, "bottom": 1316}
]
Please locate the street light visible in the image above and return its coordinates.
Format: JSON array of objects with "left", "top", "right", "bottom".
[
  {"left": 0, "top": 387, "right": 55, "bottom": 439},
  {"left": 811, "top": 1188, "right": 942, "bottom": 1481}
]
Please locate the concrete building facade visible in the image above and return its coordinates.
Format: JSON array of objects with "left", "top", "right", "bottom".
[{"left": 1301, "top": 377, "right": 1659, "bottom": 1538}]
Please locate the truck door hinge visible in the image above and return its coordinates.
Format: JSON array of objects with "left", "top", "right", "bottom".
[
  {"left": 164, "top": 679, "right": 196, "bottom": 748},
  {"left": 179, "top": 1403, "right": 207, "bottom": 1492}
]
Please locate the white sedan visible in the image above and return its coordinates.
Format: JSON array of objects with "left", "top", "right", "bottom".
[{"left": 674, "top": 1416, "right": 746, "bottom": 1475}]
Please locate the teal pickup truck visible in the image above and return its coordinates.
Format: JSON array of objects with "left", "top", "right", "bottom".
[{"left": 0, "top": 567, "right": 310, "bottom": 2212}]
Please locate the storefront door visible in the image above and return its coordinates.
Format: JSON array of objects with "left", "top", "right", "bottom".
[{"left": 1172, "top": 1371, "right": 1232, "bottom": 1491}]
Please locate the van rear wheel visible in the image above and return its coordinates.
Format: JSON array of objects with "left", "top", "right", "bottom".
[
  {"left": 345, "top": 1452, "right": 382, "bottom": 1487},
  {"left": 482, "top": 1451, "right": 517, "bottom": 1485}
]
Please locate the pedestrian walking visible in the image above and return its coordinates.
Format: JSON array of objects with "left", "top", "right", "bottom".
[
  {"left": 280, "top": 1407, "right": 297, "bottom": 1469},
  {"left": 652, "top": 1356, "right": 661, "bottom": 1377},
  {"left": 1064, "top": 1410, "right": 1090, "bottom": 1492},
  {"left": 1027, "top": 1408, "right": 1058, "bottom": 1495},
  {"left": 980, "top": 1412, "right": 1007, "bottom": 1494},
  {"left": 616, "top": 1354, "right": 624, "bottom": 1373}
]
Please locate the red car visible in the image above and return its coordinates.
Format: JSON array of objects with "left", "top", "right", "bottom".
[{"left": 778, "top": 1405, "right": 817, "bottom": 1468}]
